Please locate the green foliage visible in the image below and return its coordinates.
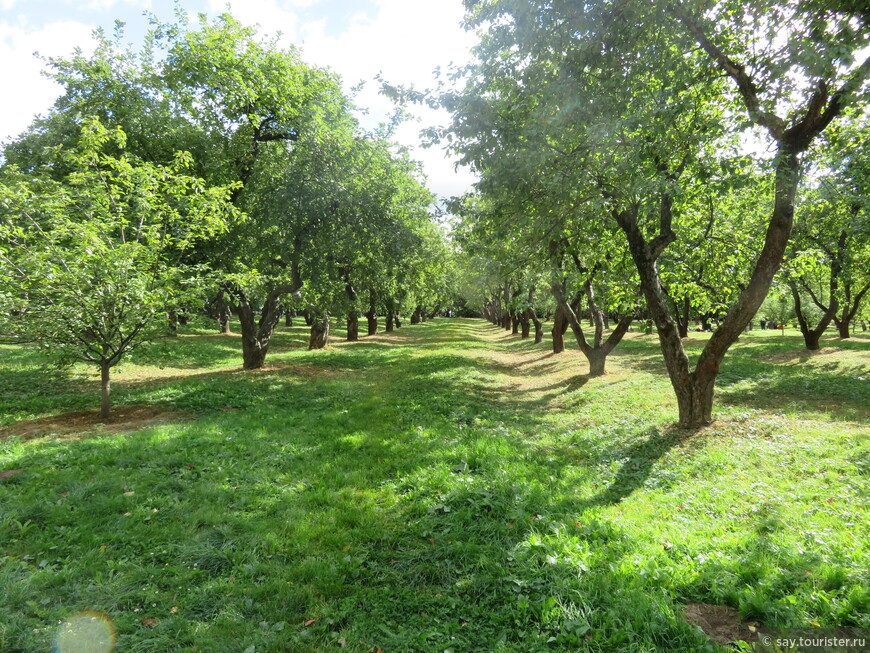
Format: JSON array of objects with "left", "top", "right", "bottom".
[{"left": 0, "top": 119, "right": 237, "bottom": 372}]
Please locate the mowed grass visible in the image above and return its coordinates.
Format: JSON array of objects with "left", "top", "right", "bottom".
[{"left": 0, "top": 318, "right": 868, "bottom": 652}]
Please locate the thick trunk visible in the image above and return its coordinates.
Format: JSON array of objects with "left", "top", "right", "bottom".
[
  {"left": 520, "top": 310, "right": 531, "bottom": 338},
  {"left": 308, "top": 314, "right": 330, "bottom": 350},
  {"left": 501, "top": 311, "right": 511, "bottom": 330},
  {"left": 552, "top": 305, "right": 569, "bottom": 354},
  {"left": 285, "top": 310, "right": 293, "bottom": 328},
  {"left": 511, "top": 312, "right": 520, "bottom": 335},
  {"left": 303, "top": 310, "right": 314, "bottom": 326},
  {"left": 242, "top": 338, "right": 269, "bottom": 369},
  {"left": 346, "top": 311, "right": 359, "bottom": 342},
  {"left": 100, "top": 361, "right": 111, "bottom": 420},
  {"left": 395, "top": 314, "right": 402, "bottom": 328},
  {"left": 386, "top": 313, "right": 395, "bottom": 332},
  {"left": 231, "top": 282, "right": 299, "bottom": 370},
  {"left": 366, "top": 313, "right": 378, "bottom": 335},
  {"left": 411, "top": 306, "right": 423, "bottom": 325},
  {"left": 834, "top": 319, "right": 850, "bottom": 339}
]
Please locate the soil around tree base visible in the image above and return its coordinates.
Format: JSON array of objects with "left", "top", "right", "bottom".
[{"left": 0, "top": 404, "right": 191, "bottom": 441}]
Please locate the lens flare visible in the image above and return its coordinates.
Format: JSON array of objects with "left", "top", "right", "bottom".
[{"left": 54, "top": 611, "right": 116, "bottom": 653}]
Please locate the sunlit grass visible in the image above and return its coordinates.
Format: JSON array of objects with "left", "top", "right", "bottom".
[{"left": 1, "top": 318, "right": 867, "bottom": 652}]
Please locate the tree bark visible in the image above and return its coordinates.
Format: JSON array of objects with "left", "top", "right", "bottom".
[
  {"left": 285, "top": 310, "right": 293, "bottom": 328},
  {"left": 790, "top": 280, "right": 836, "bottom": 351},
  {"left": 365, "top": 291, "right": 378, "bottom": 335},
  {"left": 100, "top": 360, "right": 111, "bottom": 420},
  {"left": 552, "top": 305, "right": 569, "bottom": 354},
  {"left": 214, "top": 291, "right": 233, "bottom": 334},
  {"left": 530, "top": 309, "right": 543, "bottom": 344},
  {"left": 520, "top": 310, "right": 531, "bottom": 338},
  {"left": 551, "top": 277, "right": 632, "bottom": 377},
  {"left": 308, "top": 313, "right": 330, "bottom": 349},
  {"left": 511, "top": 311, "right": 520, "bottom": 335},
  {"left": 346, "top": 311, "right": 359, "bottom": 342}
]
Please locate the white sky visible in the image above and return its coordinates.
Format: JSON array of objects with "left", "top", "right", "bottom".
[{"left": 0, "top": 0, "right": 478, "bottom": 200}]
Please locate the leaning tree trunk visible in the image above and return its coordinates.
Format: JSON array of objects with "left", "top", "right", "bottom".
[{"left": 309, "top": 313, "right": 330, "bottom": 350}]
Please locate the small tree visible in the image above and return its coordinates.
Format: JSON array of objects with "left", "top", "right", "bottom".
[{"left": 0, "top": 119, "right": 236, "bottom": 417}]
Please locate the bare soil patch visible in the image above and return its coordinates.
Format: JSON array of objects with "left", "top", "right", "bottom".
[
  {"left": 683, "top": 602, "right": 763, "bottom": 647},
  {"left": 0, "top": 404, "right": 191, "bottom": 441}
]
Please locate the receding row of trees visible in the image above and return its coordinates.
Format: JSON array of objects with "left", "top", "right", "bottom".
[
  {"left": 434, "top": 0, "right": 870, "bottom": 428},
  {"left": 0, "top": 13, "right": 455, "bottom": 417}
]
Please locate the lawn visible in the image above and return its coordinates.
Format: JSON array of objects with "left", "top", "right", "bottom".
[{"left": 1, "top": 319, "right": 868, "bottom": 652}]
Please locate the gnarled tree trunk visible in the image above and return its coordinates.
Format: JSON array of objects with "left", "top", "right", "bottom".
[{"left": 309, "top": 313, "right": 330, "bottom": 350}]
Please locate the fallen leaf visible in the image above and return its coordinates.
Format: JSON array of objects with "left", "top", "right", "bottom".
[
  {"left": 303, "top": 618, "right": 319, "bottom": 626},
  {"left": 141, "top": 618, "right": 157, "bottom": 627},
  {"left": 170, "top": 606, "right": 178, "bottom": 614},
  {"left": 123, "top": 491, "right": 135, "bottom": 496}
]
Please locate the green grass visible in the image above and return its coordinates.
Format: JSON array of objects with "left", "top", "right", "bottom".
[{"left": 1, "top": 319, "right": 868, "bottom": 652}]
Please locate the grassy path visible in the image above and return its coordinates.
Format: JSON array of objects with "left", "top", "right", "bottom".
[{"left": 1, "top": 319, "right": 868, "bottom": 652}]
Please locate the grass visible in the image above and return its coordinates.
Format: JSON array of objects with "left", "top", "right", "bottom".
[{"left": 0, "top": 318, "right": 868, "bottom": 652}]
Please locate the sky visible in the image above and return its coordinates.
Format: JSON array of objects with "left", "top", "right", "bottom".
[{"left": 0, "top": 0, "right": 479, "bottom": 200}]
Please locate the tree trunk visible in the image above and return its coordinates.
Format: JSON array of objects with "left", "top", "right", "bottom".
[
  {"left": 168, "top": 311, "right": 178, "bottom": 336},
  {"left": 834, "top": 319, "right": 849, "bottom": 339},
  {"left": 395, "top": 314, "right": 402, "bottom": 328},
  {"left": 303, "top": 310, "right": 314, "bottom": 326},
  {"left": 230, "top": 281, "right": 299, "bottom": 370},
  {"left": 551, "top": 278, "right": 632, "bottom": 377},
  {"left": 552, "top": 305, "right": 569, "bottom": 354},
  {"left": 789, "top": 280, "right": 836, "bottom": 351},
  {"left": 678, "top": 298, "right": 690, "bottom": 339},
  {"left": 530, "top": 309, "right": 543, "bottom": 344},
  {"left": 411, "top": 306, "right": 423, "bottom": 324},
  {"left": 614, "top": 145, "right": 803, "bottom": 427},
  {"left": 365, "top": 291, "right": 378, "bottom": 335},
  {"left": 386, "top": 313, "right": 395, "bottom": 332},
  {"left": 285, "top": 310, "right": 293, "bottom": 327},
  {"left": 346, "top": 311, "right": 359, "bottom": 342},
  {"left": 511, "top": 311, "right": 520, "bottom": 334},
  {"left": 309, "top": 314, "right": 330, "bottom": 350},
  {"left": 100, "top": 360, "right": 111, "bottom": 420},
  {"left": 520, "top": 310, "right": 531, "bottom": 338},
  {"left": 218, "top": 296, "right": 232, "bottom": 334}
]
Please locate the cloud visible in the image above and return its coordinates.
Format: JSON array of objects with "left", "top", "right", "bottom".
[
  {"left": 0, "top": 19, "right": 96, "bottom": 142},
  {"left": 296, "top": 0, "right": 478, "bottom": 198},
  {"left": 206, "top": 0, "right": 300, "bottom": 46}
]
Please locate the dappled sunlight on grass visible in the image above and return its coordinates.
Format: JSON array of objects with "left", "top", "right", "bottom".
[{"left": 1, "top": 319, "right": 868, "bottom": 651}]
